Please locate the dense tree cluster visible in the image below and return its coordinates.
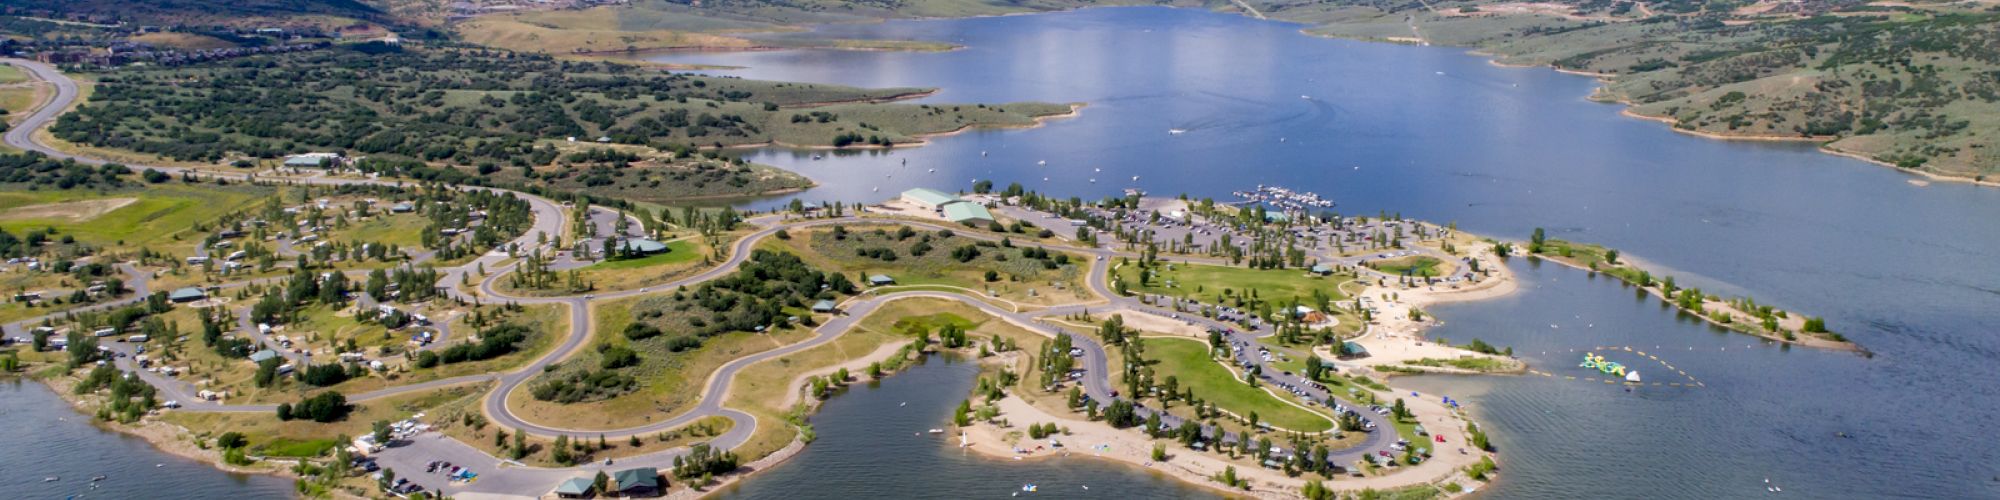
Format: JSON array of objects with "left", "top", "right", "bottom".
[
  {"left": 277, "top": 391, "right": 351, "bottom": 423},
  {"left": 50, "top": 46, "right": 848, "bottom": 166},
  {"left": 0, "top": 152, "right": 130, "bottom": 188}
]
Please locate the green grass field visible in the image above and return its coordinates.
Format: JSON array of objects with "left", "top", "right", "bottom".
[
  {"left": 888, "top": 311, "right": 974, "bottom": 337},
  {"left": 325, "top": 212, "right": 432, "bottom": 249},
  {"left": 1143, "top": 337, "right": 1332, "bottom": 432},
  {"left": 0, "top": 66, "right": 26, "bottom": 84},
  {"left": 1118, "top": 262, "right": 1347, "bottom": 306},
  {"left": 587, "top": 239, "right": 700, "bottom": 270},
  {"left": 0, "top": 184, "right": 271, "bottom": 251},
  {"left": 1371, "top": 256, "right": 1444, "bottom": 277}
]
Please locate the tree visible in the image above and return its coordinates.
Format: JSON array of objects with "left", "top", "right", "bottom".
[
  {"left": 1102, "top": 399, "right": 1139, "bottom": 428},
  {"left": 217, "top": 431, "right": 248, "bottom": 449},
  {"left": 372, "top": 420, "right": 393, "bottom": 444},
  {"left": 291, "top": 391, "right": 350, "bottom": 422},
  {"left": 65, "top": 333, "right": 99, "bottom": 367},
  {"left": 254, "top": 356, "right": 282, "bottom": 387},
  {"left": 1151, "top": 443, "right": 1167, "bottom": 461}
]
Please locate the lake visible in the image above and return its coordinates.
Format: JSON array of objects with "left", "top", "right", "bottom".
[
  {"left": 650, "top": 6, "right": 2000, "bottom": 498},
  {"left": 0, "top": 379, "right": 295, "bottom": 499}
]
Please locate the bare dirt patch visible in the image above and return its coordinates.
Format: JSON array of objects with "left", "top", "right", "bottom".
[{"left": 0, "top": 197, "right": 138, "bottom": 222}]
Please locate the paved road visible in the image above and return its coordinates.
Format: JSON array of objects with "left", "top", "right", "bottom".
[{"left": 2, "top": 58, "right": 1408, "bottom": 491}]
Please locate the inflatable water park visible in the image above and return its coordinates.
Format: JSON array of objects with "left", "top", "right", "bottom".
[{"left": 1580, "top": 353, "right": 1641, "bottom": 383}]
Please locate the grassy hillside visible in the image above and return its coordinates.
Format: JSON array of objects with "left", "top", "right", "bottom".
[
  {"left": 1267, "top": 0, "right": 2000, "bottom": 181},
  {"left": 4, "top": 0, "right": 385, "bottom": 25}
]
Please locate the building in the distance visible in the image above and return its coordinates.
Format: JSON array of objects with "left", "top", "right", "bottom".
[
  {"left": 168, "top": 287, "right": 207, "bottom": 303},
  {"left": 618, "top": 238, "right": 671, "bottom": 256},
  {"left": 900, "top": 188, "right": 961, "bottom": 211},
  {"left": 942, "top": 202, "right": 994, "bottom": 225}
]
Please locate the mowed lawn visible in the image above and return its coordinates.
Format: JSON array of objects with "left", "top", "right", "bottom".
[
  {"left": 1371, "top": 256, "right": 1445, "bottom": 277},
  {"left": 1120, "top": 262, "right": 1346, "bottom": 306},
  {"left": 0, "top": 184, "right": 269, "bottom": 249},
  {"left": 1144, "top": 337, "right": 1332, "bottom": 432},
  {"left": 0, "top": 65, "right": 27, "bottom": 84},
  {"left": 587, "top": 239, "right": 700, "bottom": 269}
]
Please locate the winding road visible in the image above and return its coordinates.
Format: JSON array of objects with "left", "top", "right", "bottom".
[{"left": 3, "top": 58, "right": 1412, "bottom": 495}]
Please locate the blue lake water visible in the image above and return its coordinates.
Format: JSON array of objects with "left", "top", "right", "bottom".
[
  {"left": 0, "top": 379, "right": 295, "bottom": 499},
  {"left": 650, "top": 6, "right": 2000, "bottom": 498}
]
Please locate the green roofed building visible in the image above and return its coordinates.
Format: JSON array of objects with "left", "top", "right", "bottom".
[
  {"left": 1339, "top": 341, "right": 1370, "bottom": 359},
  {"left": 552, "top": 477, "right": 593, "bottom": 498},
  {"left": 812, "top": 299, "right": 838, "bottom": 313},
  {"left": 619, "top": 238, "right": 670, "bottom": 255},
  {"left": 169, "top": 287, "right": 208, "bottom": 303},
  {"left": 900, "top": 188, "right": 961, "bottom": 211},
  {"left": 248, "top": 350, "right": 279, "bottom": 363},
  {"left": 942, "top": 202, "right": 994, "bottom": 225},
  {"left": 611, "top": 467, "right": 661, "bottom": 497},
  {"left": 868, "top": 274, "right": 896, "bottom": 286}
]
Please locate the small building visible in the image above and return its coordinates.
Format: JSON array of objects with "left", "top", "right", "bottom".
[
  {"left": 811, "top": 299, "right": 837, "bottom": 313},
  {"left": 619, "top": 238, "right": 671, "bottom": 256},
  {"left": 867, "top": 274, "right": 896, "bottom": 286},
  {"left": 169, "top": 287, "right": 208, "bottom": 303},
  {"left": 283, "top": 153, "right": 338, "bottom": 169},
  {"left": 248, "top": 350, "right": 279, "bottom": 363},
  {"left": 389, "top": 202, "right": 415, "bottom": 213},
  {"left": 900, "top": 188, "right": 961, "bottom": 211},
  {"left": 611, "top": 467, "right": 661, "bottom": 497},
  {"left": 552, "top": 477, "right": 594, "bottom": 498},
  {"left": 942, "top": 202, "right": 995, "bottom": 226},
  {"left": 1338, "top": 341, "right": 1370, "bottom": 359},
  {"left": 1309, "top": 264, "right": 1334, "bottom": 275}
]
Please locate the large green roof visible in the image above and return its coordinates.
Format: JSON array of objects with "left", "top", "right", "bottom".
[
  {"left": 942, "top": 202, "right": 993, "bottom": 223},
  {"left": 612, "top": 467, "right": 659, "bottom": 490},
  {"left": 553, "top": 477, "right": 592, "bottom": 495},
  {"left": 902, "top": 188, "right": 960, "bottom": 207}
]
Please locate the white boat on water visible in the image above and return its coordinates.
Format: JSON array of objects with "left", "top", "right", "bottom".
[
  {"left": 1625, "top": 371, "right": 1642, "bottom": 383},
  {"left": 1168, "top": 128, "right": 1186, "bottom": 135}
]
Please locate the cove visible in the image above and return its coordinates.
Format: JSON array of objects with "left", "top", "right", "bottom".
[{"left": 715, "top": 355, "right": 1219, "bottom": 499}]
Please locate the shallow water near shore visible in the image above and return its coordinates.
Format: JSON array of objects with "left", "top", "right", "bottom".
[{"left": 0, "top": 379, "right": 294, "bottom": 499}]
